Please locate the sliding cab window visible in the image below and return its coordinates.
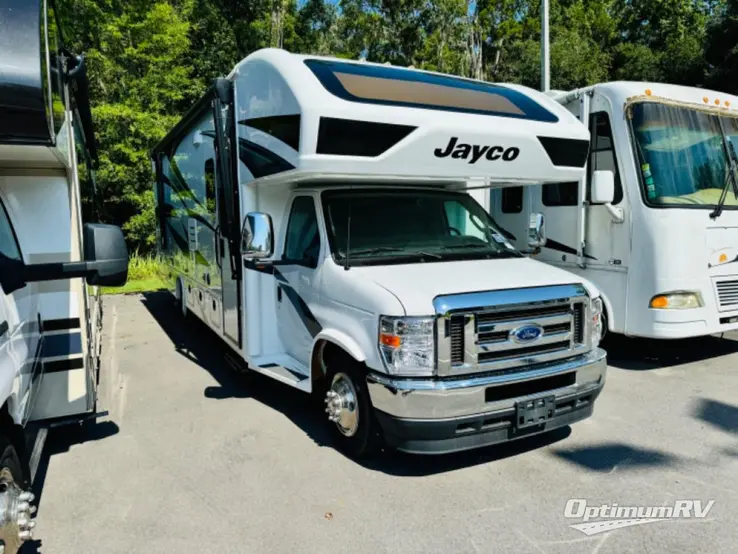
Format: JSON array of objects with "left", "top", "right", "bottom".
[
  {"left": 588, "top": 112, "right": 623, "bottom": 204},
  {"left": 283, "top": 197, "right": 320, "bottom": 268},
  {"left": 0, "top": 200, "right": 21, "bottom": 262}
]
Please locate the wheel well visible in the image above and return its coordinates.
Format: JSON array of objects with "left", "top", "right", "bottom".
[
  {"left": 311, "top": 340, "right": 359, "bottom": 384},
  {"left": 0, "top": 403, "right": 30, "bottom": 485}
]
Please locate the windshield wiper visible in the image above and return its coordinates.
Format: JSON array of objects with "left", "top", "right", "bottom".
[
  {"left": 710, "top": 126, "right": 738, "bottom": 219},
  {"left": 344, "top": 247, "right": 442, "bottom": 259}
]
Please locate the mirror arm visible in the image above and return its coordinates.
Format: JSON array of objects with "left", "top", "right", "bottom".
[
  {"left": 604, "top": 203, "right": 624, "bottom": 223},
  {"left": 24, "top": 261, "right": 92, "bottom": 282}
]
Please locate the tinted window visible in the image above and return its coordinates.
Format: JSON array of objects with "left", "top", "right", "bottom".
[
  {"left": 589, "top": 112, "right": 623, "bottom": 204},
  {"left": 502, "top": 187, "right": 523, "bottom": 213},
  {"left": 284, "top": 197, "right": 320, "bottom": 267},
  {"left": 542, "top": 182, "right": 578, "bottom": 206},
  {"left": 304, "top": 59, "right": 558, "bottom": 123},
  {"left": 0, "top": 201, "right": 21, "bottom": 261}
]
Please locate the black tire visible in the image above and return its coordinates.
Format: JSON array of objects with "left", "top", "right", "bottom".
[
  {"left": 324, "top": 359, "right": 381, "bottom": 460},
  {"left": 0, "top": 437, "right": 23, "bottom": 490}
]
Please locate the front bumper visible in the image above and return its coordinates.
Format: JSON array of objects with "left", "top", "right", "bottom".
[{"left": 367, "top": 348, "right": 607, "bottom": 454}]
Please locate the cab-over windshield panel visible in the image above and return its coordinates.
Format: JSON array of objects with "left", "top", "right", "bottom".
[{"left": 321, "top": 189, "right": 520, "bottom": 266}]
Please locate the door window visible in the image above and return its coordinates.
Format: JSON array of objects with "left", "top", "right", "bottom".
[
  {"left": 284, "top": 197, "right": 320, "bottom": 268},
  {"left": 0, "top": 200, "right": 21, "bottom": 262},
  {"left": 588, "top": 112, "right": 623, "bottom": 204},
  {"left": 542, "top": 182, "right": 578, "bottom": 206},
  {"left": 501, "top": 187, "right": 523, "bottom": 213}
]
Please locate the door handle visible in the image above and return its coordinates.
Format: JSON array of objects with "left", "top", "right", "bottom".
[
  {"left": 277, "top": 286, "right": 282, "bottom": 302},
  {"left": 0, "top": 321, "right": 7, "bottom": 338}
]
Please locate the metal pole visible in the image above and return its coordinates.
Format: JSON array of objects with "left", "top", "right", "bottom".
[{"left": 541, "top": 0, "right": 550, "bottom": 92}]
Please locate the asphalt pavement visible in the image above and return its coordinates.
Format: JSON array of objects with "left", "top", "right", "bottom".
[{"left": 29, "top": 292, "right": 738, "bottom": 553}]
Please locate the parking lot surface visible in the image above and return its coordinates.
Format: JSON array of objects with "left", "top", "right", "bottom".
[{"left": 30, "top": 293, "right": 738, "bottom": 553}]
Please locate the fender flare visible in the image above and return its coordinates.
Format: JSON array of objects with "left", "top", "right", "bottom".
[{"left": 310, "top": 329, "right": 367, "bottom": 377}]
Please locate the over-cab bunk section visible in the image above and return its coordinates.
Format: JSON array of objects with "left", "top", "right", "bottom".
[{"left": 227, "top": 48, "right": 590, "bottom": 187}]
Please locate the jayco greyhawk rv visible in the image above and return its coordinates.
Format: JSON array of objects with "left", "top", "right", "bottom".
[
  {"left": 0, "top": 1, "right": 128, "bottom": 551},
  {"left": 153, "top": 48, "right": 607, "bottom": 458},
  {"left": 491, "top": 82, "right": 738, "bottom": 340}
]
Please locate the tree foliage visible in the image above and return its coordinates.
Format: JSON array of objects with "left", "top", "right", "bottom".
[{"left": 56, "top": 0, "right": 738, "bottom": 252}]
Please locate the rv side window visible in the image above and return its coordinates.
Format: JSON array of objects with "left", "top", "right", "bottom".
[
  {"left": 502, "top": 187, "right": 523, "bottom": 213},
  {"left": 588, "top": 112, "right": 623, "bottom": 204},
  {"left": 542, "top": 182, "right": 578, "bottom": 206},
  {"left": 284, "top": 197, "right": 320, "bottom": 268},
  {"left": 0, "top": 200, "right": 21, "bottom": 262}
]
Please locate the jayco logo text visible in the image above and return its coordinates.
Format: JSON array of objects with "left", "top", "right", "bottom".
[{"left": 434, "top": 137, "right": 520, "bottom": 164}]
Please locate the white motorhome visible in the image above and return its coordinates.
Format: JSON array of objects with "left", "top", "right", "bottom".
[
  {"left": 490, "top": 82, "right": 738, "bottom": 340},
  {"left": 0, "top": 1, "right": 128, "bottom": 551},
  {"left": 152, "top": 48, "right": 607, "bottom": 459}
]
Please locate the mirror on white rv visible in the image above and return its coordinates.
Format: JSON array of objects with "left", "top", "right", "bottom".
[
  {"left": 590, "top": 170, "right": 624, "bottom": 223},
  {"left": 241, "top": 212, "right": 274, "bottom": 259},
  {"left": 0, "top": 223, "right": 129, "bottom": 294},
  {"left": 527, "top": 212, "right": 547, "bottom": 250},
  {"left": 590, "top": 170, "right": 615, "bottom": 204}
]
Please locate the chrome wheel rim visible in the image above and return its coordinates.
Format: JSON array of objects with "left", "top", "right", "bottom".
[
  {"left": 0, "top": 465, "right": 35, "bottom": 554},
  {"left": 325, "top": 373, "right": 359, "bottom": 437}
]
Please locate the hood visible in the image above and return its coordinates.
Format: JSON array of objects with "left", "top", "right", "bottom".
[{"left": 350, "top": 257, "right": 599, "bottom": 315}]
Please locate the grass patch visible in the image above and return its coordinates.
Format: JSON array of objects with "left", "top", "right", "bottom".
[{"left": 101, "top": 253, "right": 168, "bottom": 295}]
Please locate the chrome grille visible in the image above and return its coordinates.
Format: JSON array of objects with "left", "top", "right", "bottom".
[
  {"left": 716, "top": 279, "right": 738, "bottom": 311},
  {"left": 435, "top": 284, "right": 591, "bottom": 378},
  {"left": 449, "top": 317, "right": 465, "bottom": 364}
]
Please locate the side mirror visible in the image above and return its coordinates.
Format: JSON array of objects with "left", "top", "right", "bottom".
[
  {"left": 241, "top": 212, "right": 274, "bottom": 258},
  {"left": 590, "top": 170, "right": 615, "bottom": 204},
  {"left": 0, "top": 223, "right": 128, "bottom": 295},
  {"left": 82, "top": 223, "right": 129, "bottom": 286},
  {"left": 528, "top": 212, "right": 547, "bottom": 249}
]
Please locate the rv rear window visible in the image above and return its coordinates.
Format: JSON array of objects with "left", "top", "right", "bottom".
[{"left": 303, "top": 59, "right": 558, "bottom": 123}]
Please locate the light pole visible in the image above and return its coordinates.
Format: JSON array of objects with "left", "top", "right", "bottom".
[{"left": 541, "top": 0, "right": 550, "bottom": 92}]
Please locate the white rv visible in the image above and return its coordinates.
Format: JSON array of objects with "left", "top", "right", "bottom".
[
  {"left": 490, "top": 82, "right": 738, "bottom": 340},
  {"left": 0, "top": 1, "right": 128, "bottom": 551},
  {"left": 152, "top": 48, "right": 607, "bottom": 459}
]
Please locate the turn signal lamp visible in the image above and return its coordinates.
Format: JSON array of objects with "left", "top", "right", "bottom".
[
  {"left": 703, "top": 97, "right": 709, "bottom": 104},
  {"left": 649, "top": 292, "right": 703, "bottom": 310},
  {"left": 645, "top": 89, "right": 652, "bottom": 96},
  {"left": 720, "top": 253, "right": 729, "bottom": 263}
]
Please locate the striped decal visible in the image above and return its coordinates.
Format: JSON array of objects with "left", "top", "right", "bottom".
[
  {"left": 44, "top": 357, "right": 84, "bottom": 373},
  {"left": 42, "top": 318, "right": 80, "bottom": 332},
  {"left": 41, "top": 318, "right": 85, "bottom": 373},
  {"left": 42, "top": 332, "right": 83, "bottom": 358}
]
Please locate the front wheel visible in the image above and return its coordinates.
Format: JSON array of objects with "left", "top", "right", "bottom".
[
  {"left": 324, "top": 364, "right": 381, "bottom": 459},
  {"left": 0, "top": 438, "right": 35, "bottom": 553}
]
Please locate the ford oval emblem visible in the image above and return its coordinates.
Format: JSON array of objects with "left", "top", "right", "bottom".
[{"left": 510, "top": 324, "right": 544, "bottom": 344}]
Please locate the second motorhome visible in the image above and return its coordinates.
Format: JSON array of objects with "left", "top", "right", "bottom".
[
  {"left": 491, "top": 82, "right": 738, "bottom": 340},
  {"left": 152, "top": 48, "right": 607, "bottom": 458}
]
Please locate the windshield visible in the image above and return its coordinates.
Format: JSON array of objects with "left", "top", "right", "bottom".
[
  {"left": 631, "top": 102, "right": 738, "bottom": 208},
  {"left": 321, "top": 189, "right": 520, "bottom": 266}
]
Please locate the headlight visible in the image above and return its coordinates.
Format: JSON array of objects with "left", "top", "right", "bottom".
[
  {"left": 591, "top": 296, "right": 603, "bottom": 348},
  {"left": 379, "top": 316, "right": 435, "bottom": 376},
  {"left": 649, "top": 292, "right": 703, "bottom": 310}
]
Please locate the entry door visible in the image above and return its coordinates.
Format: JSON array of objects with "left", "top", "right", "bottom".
[
  {"left": 0, "top": 199, "right": 39, "bottom": 423},
  {"left": 277, "top": 196, "right": 322, "bottom": 368},
  {"left": 490, "top": 186, "right": 533, "bottom": 251},
  {"left": 212, "top": 99, "right": 241, "bottom": 348}
]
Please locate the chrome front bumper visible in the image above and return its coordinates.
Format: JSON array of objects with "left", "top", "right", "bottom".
[{"left": 367, "top": 348, "right": 607, "bottom": 454}]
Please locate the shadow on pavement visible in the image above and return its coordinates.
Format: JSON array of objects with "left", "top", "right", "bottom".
[
  {"left": 604, "top": 333, "right": 738, "bottom": 371},
  {"left": 361, "top": 427, "right": 572, "bottom": 477},
  {"left": 140, "top": 291, "right": 581, "bottom": 474},
  {"left": 140, "top": 291, "right": 333, "bottom": 449},
  {"left": 693, "top": 398, "right": 738, "bottom": 435},
  {"left": 550, "top": 443, "right": 676, "bottom": 472},
  {"left": 24, "top": 419, "right": 119, "bottom": 554}
]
